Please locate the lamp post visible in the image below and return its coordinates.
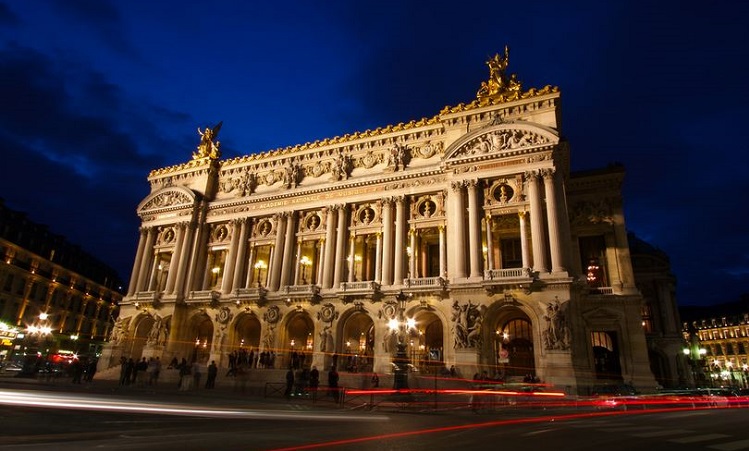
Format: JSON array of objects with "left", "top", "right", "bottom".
[
  {"left": 254, "top": 260, "right": 267, "bottom": 287},
  {"left": 389, "top": 290, "right": 414, "bottom": 390},
  {"left": 300, "top": 256, "right": 312, "bottom": 284},
  {"left": 20, "top": 313, "right": 53, "bottom": 377}
]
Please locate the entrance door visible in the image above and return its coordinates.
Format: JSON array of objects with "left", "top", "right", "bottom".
[{"left": 591, "top": 331, "right": 622, "bottom": 381}]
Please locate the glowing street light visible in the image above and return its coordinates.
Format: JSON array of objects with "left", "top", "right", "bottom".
[
  {"left": 300, "top": 256, "right": 312, "bottom": 284},
  {"left": 254, "top": 260, "right": 267, "bottom": 287}
]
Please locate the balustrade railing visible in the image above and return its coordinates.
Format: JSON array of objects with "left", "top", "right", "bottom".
[{"left": 484, "top": 267, "right": 532, "bottom": 280}]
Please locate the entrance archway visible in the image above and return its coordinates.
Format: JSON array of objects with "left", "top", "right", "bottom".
[
  {"left": 412, "top": 310, "right": 444, "bottom": 374},
  {"left": 189, "top": 313, "right": 213, "bottom": 364},
  {"left": 232, "top": 313, "right": 261, "bottom": 351},
  {"left": 282, "top": 312, "right": 314, "bottom": 369},
  {"left": 126, "top": 314, "right": 154, "bottom": 361},
  {"left": 591, "top": 331, "right": 622, "bottom": 381},
  {"left": 488, "top": 308, "right": 535, "bottom": 380},
  {"left": 340, "top": 312, "right": 374, "bottom": 373}
]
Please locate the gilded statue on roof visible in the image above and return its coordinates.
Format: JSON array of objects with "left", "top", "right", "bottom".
[
  {"left": 193, "top": 121, "right": 223, "bottom": 160},
  {"left": 477, "top": 46, "right": 523, "bottom": 101}
]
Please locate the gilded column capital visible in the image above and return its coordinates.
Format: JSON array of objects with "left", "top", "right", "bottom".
[{"left": 450, "top": 180, "right": 465, "bottom": 192}]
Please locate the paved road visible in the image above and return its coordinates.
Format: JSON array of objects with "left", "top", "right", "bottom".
[{"left": 2, "top": 376, "right": 749, "bottom": 451}]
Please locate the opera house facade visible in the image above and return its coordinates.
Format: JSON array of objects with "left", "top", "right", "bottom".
[{"left": 102, "top": 50, "right": 670, "bottom": 393}]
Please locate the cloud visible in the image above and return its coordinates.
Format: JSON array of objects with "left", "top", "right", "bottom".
[
  {"left": 0, "top": 41, "right": 194, "bottom": 279},
  {"left": 0, "top": 2, "right": 19, "bottom": 27},
  {"left": 48, "top": 0, "right": 136, "bottom": 57}
]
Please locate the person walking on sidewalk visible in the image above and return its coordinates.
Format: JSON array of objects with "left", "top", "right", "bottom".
[{"left": 205, "top": 361, "right": 218, "bottom": 389}]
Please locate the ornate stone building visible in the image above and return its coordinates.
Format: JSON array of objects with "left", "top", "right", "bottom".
[{"left": 103, "top": 49, "right": 663, "bottom": 394}]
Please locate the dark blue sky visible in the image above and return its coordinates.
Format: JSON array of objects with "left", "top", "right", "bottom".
[{"left": 1, "top": 1, "right": 747, "bottom": 306}]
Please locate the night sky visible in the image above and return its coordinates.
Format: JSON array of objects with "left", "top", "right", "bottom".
[{"left": 1, "top": 1, "right": 747, "bottom": 307}]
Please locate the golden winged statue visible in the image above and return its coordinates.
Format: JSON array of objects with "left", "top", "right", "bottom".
[{"left": 193, "top": 121, "right": 223, "bottom": 160}]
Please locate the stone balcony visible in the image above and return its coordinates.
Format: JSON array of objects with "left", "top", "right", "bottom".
[
  {"left": 338, "top": 281, "right": 380, "bottom": 296},
  {"left": 402, "top": 276, "right": 447, "bottom": 294}
]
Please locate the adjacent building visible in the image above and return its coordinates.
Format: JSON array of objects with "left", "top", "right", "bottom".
[
  {"left": 681, "top": 299, "right": 749, "bottom": 388},
  {"left": 102, "top": 49, "right": 676, "bottom": 394},
  {"left": 0, "top": 199, "right": 122, "bottom": 364}
]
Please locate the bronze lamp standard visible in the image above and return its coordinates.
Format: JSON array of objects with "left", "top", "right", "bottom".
[{"left": 389, "top": 290, "right": 414, "bottom": 390}]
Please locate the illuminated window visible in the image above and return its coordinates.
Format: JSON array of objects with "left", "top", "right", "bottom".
[
  {"left": 641, "top": 303, "right": 653, "bottom": 333},
  {"left": 579, "top": 235, "right": 608, "bottom": 287},
  {"left": 591, "top": 331, "right": 614, "bottom": 351}
]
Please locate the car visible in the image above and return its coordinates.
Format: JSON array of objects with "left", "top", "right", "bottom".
[{"left": 590, "top": 384, "right": 640, "bottom": 410}]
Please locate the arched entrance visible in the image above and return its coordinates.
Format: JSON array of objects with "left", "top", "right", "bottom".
[
  {"left": 126, "top": 314, "right": 154, "bottom": 361},
  {"left": 411, "top": 310, "right": 444, "bottom": 374},
  {"left": 232, "top": 313, "right": 262, "bottom": 351},
  {"left": 340, "top": 312, "right": 374, "bottom": 373},
  {"left": 591, "top": 331, "right": 622, "bottom": 381},
  {"left": 189, "top": 313, "right": 213, "bottom": 364},
  {"left": 282, "top": 312, "right": 314, "bottom": 369},
  {"left": 487, "top": 308, "right": 536, "bottom": 380},
  {"left": 227, "top": 313, "right": 262, "bottom": 368}
]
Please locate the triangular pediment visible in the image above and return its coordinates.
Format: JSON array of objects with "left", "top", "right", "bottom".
[
  {"left": 137, "top": 186, "right": 197, "bottom": 214},
  {"left": 444, "top": 122, "right": 559, "bottom": 162}
]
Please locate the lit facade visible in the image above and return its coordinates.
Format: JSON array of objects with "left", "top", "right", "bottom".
[
  {"left": 0, "top": 200, "right": 122, "bottom": 362},
  {"left": 102, "top": 50, "right": 663, "bottom": 394},
  {"left": 684, "top": 314, "right": 749, "bottom": 388}
]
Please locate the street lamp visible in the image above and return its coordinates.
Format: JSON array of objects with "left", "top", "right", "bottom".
[
  {"left": 254, "top": 260, "right": 267, "bottom": 287},
  {"left": 20, "top": 313, "right": 53, "bottom": 376},
  {"left": 390, "top": 290, "right": 414, "bottom": 390},
  {"left": 300, "top": 256, "right": 312, "bottom": 284}
]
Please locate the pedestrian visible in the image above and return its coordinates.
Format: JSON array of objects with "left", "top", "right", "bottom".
[
  {"left": 148, "top": 357, "right": 161, "bottom": 386},
  {"left": 309, "top": 366, "right": 320, "bottom": 392},
  {"left": 192, "top": 360, "right": 202, "bottom": 389},
  {"left": 85, "top": 358, "right": 98, "bottom": 382},
  {"left": 328, "top": 366, "right": 339, "bottom": 403},
  {"left": 206, "top": 360, "right": 218, "bottom": 389},
  {"left": 178, "top": 360, "right": 192, "bottom": 391},
  {"left": 370, "top": 373, "right": 379, "bottom": 388},
  {"left": 71, "top": 359, "right": 83, "bottom": 384},
  {"left": 284, "top": 367, "right": 294, "bottom": 398}
]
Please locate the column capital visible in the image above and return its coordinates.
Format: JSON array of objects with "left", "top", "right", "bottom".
[
  {"left": 465, "top": 178, "right": 480, "bottom": 189},
  {"left": 540, "top": 167, "right": 557, "bottom": 179},
  {"left": 450, "top": 180, "right": 465, "bottom": 192},
  {"left": 524, "top": 170, "right": 540, "bottom": 181}
]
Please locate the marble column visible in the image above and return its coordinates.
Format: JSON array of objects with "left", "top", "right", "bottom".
[
  {"left": 518, "top": 211, "right": 531, "bottom": 270},
  {"left": 393, "top": 197, "right": 406, "bottom": 285},
  {"left": 165, "top": 223, "right": 186, "bottom": 293},
  {"left": 231, "top": 218, "right": 250, "bottom": 291},
  {"left": 280, "top": 212, "right": 296, "bottom": 287},
  {"left": 322, "top": 207, "right": 336, "bottom": 288},
  {"left": 347, "top": 233, "right": 356, "bottom": 283},
  {"left": 174, "top": 223, "right": 195, "bottom": 296},
  {"left": 542, "top": 169, "right": 566, "bottom": 273},
  {"left": 381, "top": 198, "right": 394, "bottom": 286},
  {"left": 449, "top": 181, "right": 467, "bottom": 278},
  {"left": 136, "top": 227, "right": 157, "bottom": 292},
  {"left": 527, "top": 171, "right": 548, "bottom": 273},
  {"left": 467, "top": 180, "right": 482, "bottom": 278},
  {"left": 269, "top": 214, "right": 287, "bottom": 291},
  {"left": 439, "top": 225, "right": 446, "bottom": 278},
  {"left": 221, "top": 220, "right": 241, "bottom": 294},
  {"left": 333, "top": 205, "right": 347, "bottom": 288},
  {"left": 374, "top": 232, "right": 382, "bottom": 283},
  {"left": 127, "top": 228, "right": 148, "bottom": 296},
  {"left": 485, "top": 215, "right": 494, "bottom": 272}
]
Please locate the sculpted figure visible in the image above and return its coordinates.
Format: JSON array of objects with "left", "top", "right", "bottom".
[{"left": 193, "top": 121, "right": 223, "bottom": 160}]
